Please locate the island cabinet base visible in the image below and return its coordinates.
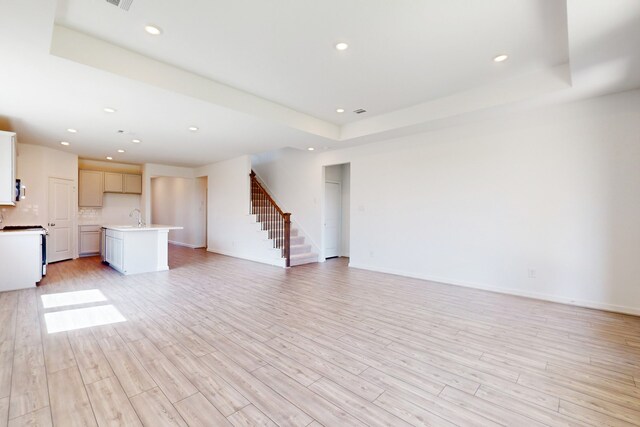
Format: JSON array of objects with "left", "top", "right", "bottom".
[{"left": 104, "top": 228, "right": 170, "bottom": 275}]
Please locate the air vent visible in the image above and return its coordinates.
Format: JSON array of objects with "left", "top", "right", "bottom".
[
  {"left": 120, "top": 0, "right": 133, "bottom": 10},
  {"left": 354, "top": 108, "right": 367, "bottom": 114},
  {"left": 105, "top": 0, "right": 133, "bottom": 11}
]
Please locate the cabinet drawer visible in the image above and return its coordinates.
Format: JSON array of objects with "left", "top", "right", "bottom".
[
  {"left": 80, "top": 225, "right": 101, "bottom": 233},
  {"left": 105, "top": 229, "right": 124, "bottom": 240}
]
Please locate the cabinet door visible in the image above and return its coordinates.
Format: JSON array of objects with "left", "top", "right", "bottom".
[
  {"left": 105, "top": 235, "right": 113, "bottom": 263},
  {"left": 0, "top": 131, "right": 16, "bottom": 206},
  {"left": 79, "top": 170, "right": 104, "bottom": 207},
  {"left": 80, "top": 231, "right": 100, "bottom": 255},
  {"left": 123, "top": 174, "right": 142, "bottom": 194},
  {"left": 111, "top": 238, "right": 124, "bottom": 271},
  {"left": 104, "top": 172, "right": 124, "bottom": 193}
]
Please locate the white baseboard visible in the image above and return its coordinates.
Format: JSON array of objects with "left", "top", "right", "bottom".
[
  {"left": 206, "top": 247, "right": 286, "bottom": 268},
  {"left": 348, "top": 262, "right": 640, "bottom": 317},
  {"left": 168, "top": 240, "right": 205, "bottom": 249}
]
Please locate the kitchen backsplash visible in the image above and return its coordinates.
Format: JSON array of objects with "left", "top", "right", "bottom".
[
  {"left": 78, "top": 207, "right": 101, "bottom": 223},
  {"left": 0, "top": 204, "right": 41, "bottom": 225},
  {"left": 79, "top": 193, "right": 141, "bottom": 225}
]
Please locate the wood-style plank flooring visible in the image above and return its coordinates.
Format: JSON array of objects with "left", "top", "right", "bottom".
[{"left": 1, "top": 245, "right": 640, "bottom": 426}]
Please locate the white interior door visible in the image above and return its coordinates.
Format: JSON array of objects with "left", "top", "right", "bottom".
[
  {"left": 48, "top": 178, "right": 74, "bottom": 263},
  {"left": 324, "top": 181, "right": 341, "bottom": 258}
]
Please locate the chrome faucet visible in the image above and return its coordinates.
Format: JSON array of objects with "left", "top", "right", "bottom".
[{"left": 129, "top": 209, "right": 144, "bottom": 227}]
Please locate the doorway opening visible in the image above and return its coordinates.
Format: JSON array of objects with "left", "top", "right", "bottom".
[
  {"left": 150, "top": 176, "right": 207, "bottom": 249},
  {"left": 323, "top": 163, "right": 350, "bottom": 260}
]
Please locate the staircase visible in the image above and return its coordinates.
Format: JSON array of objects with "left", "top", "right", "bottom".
[
  {"left": 287, "top": 228, "right": 318, "bottom": 266},
  {"left": 250, "top": 171, "right": 317, "bottom": 267}
]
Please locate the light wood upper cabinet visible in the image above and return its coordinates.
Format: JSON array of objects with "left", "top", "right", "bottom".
[
  {"left": 79, "top": 170, "right": 104, "bottom": 207},
  {"left": 103, "top": 172, "right": 141, "bottom": 194},
  {"left": 124, "top": 174, "right": 142, "bottom": 194},
  {"left": 0, "top": 131, "right": 16, "bottom": 206},
  {"left": 78, "top": 170, "right": 141, "bottom": 205},
  {"left": 104, "top": 172, "right": 124, "bottom": 193}
]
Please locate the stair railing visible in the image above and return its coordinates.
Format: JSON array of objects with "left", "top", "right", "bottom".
[{"left": 250, "top": 171, "right": 291, "bottom": 267}]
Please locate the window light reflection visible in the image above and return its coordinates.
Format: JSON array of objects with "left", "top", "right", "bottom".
[
  {"left": 44, "top": 304, "right": 126, "bottom": 334},
  {"left": 41, "top": 289, "right": 107, "bottom": 309}
]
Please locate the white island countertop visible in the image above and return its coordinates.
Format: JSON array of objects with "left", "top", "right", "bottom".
[{"left": 101, "top": 224, "right": 183, "bottom": 232}]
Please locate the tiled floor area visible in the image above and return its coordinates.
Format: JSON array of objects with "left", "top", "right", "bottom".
[{"left": 1, "top": 245, "right": 639, "bottom": 426}]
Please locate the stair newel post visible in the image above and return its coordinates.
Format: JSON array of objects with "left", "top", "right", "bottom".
[
  {"left": 284, "top": 213, "right": 291, "bottom": 267},
  {"left": 279, "top": 213, "right": 282, "bottom": 253},
  {"left": 249, "top": 171, "right": 255, "bottom": 215}
]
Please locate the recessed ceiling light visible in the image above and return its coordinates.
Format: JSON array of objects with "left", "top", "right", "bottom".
[
  {"left": 106, "top": 156, "right": 113, "bottom": 160},
  {"left": 493, "top": 54, "right": 509, "bottom": 63},
  {"left": 336, "top": 108, "right": 345, "bottom": 113},
  {"left": 307, "top": 147, "right": 315, "bottom": 151},
  {"left": 335, "top": 42, "right": 349, "bottom": 51},
  {"left": 144, "top": 25, "right": 162, "bottom": 35},
  {"left": 131, "top": 139, "right": 141, "bottom": 143},
  {"left": 67, "top": 128, "right": 77, "bottom": 133},
  {"left": 60, "top": 141, "right": 70, "bottom": 146},
  {"left": 188, "top": 126, "right": 199, "bottom": 132},
  {"left": 103, "top": 107, "right": 117, "bottom": 113},
  {"left": 117, "top": 149, "right": 125, "bottom": 153}
]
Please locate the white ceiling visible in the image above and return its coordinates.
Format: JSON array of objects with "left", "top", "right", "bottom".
[
  {"left": 55, "top": 0, "right": 569, "bottom": 124},
  {"left": 0, "top": 0, "right": 639, "bottom": 167}
]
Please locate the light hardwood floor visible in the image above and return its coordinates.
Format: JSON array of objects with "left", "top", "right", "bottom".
[{"left": 1, "top": 245, "right": 640, "bottom": 426}]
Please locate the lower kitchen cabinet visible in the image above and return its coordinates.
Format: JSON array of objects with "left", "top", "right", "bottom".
[
  {"left": 104, "top": 231, "right": 124, "bottom": 272},
  {"left": 79, "top": 225, "right": 101, "bottom": 256}
]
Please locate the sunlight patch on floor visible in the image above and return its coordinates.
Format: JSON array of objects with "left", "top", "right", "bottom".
[
  {"left": 41, "top": 289, "right": 107, "bottom": 308},
  {"left": 44, "top": 304, "right": 126, "bottom": 333}
]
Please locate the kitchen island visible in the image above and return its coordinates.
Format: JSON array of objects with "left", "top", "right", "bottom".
[{"left": 102, "top": 224, "right": 183, "bottom": 275}]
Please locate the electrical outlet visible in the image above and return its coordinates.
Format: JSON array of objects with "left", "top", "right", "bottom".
[
  {"left": 369, "top": 250, "right": 374, "bottom": 258},
  {"left": 528, "top": 269, "right": 536, "bottom": 279}
]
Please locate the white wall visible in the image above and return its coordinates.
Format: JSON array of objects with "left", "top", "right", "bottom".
[
  {"left": 4, "top": 144, "right": 78, "bottom": 226},
  {"left": 253, "top": 89, "right": 640, "bottom": 315},
  {"left": 142, "top": 163, "right": 196, "bottom": 225},
  {"left": 151, "top": 176, "right": 206, "bottom": 248},
  {"left": 1, "top": 143, "right": 79, "bottom": 256},
  {"left": 99, "top": 193, "right": 141, "bottom": 224},
  {"left": 198, "top": 155, "right": 284, "bottom": 266},
  {"left": 341, "top": 163, "right": 350, "bottom": 257}
]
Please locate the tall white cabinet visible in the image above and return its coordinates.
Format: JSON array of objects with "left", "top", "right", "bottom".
[{"left": 0, "top": 131, "right": 17, "bottom": 206}]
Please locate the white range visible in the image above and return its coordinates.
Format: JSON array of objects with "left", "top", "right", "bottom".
[
  {"left": 0, "top": 227, "right": 46, "bottom": 292},
  {"left": 101, "top": 224, "right": 183, "bottom": 275}
]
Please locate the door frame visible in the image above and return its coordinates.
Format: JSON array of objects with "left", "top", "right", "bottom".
[
  {"left": 323, "top": 179, "right": 342, "bottom": 260},
  {"left": 47, "top": 176, "right": 77, "bottom": 262}
]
